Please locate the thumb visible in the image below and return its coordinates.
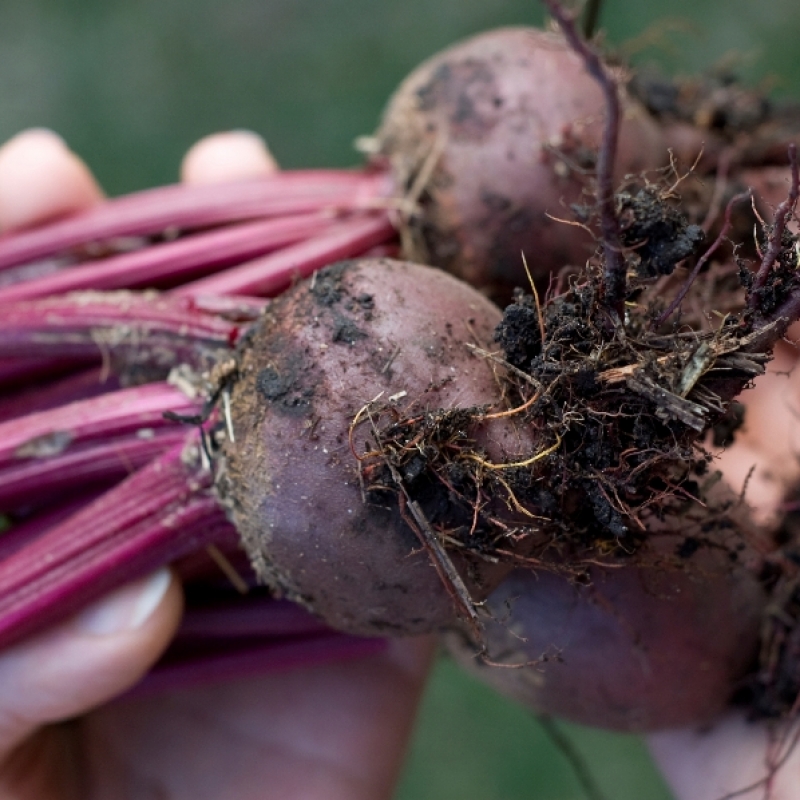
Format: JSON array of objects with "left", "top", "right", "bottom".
[
  {"left": 0, "top": 128, "right": 103, "bottom": 232},
  {"left": 0, "top": 568, "right": 182, "bottom": 760}
]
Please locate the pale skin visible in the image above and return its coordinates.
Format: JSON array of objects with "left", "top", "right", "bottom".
[{"left": 0, "top": 129, "right": 799, "bottom": 800}]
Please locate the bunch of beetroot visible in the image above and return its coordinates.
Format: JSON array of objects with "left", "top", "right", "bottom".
[{"left": 1, "top": 1, "right": 800, "bottom": 735}]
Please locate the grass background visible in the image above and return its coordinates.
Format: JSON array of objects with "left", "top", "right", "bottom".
[{"left": 1, "top": 1, "right": 798, "bottom": 797}]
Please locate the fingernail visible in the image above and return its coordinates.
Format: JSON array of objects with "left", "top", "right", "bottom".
[
  {"left": 223, "top": 130, "right": 279, "bottom": 168},
  {"left": 0, "top": 128, "right": 67, "bottom": 158},
  {"left": 76, "top": 569, "right": 172, "bottom": 636},
  {"left": 180, "top": 131, "right": 278, "bottom": 185},
  {"left": 228, "top": 129, "right": 269, "bottom": 147},
  {"left": 20, "top": 128, "right": 68, "bottom": 147}
]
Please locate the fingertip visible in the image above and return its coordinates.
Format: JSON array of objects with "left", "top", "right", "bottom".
[
  {"left": 0, "top": 129, "right": 104, "bottom": 232},
  {"left": 73, "top": 567, "right": 179, "bottom": 638},
  {"left": 180, "top": 130, "right": 279, "bottom": 185},
  {"left": 0, "top": 569, "right": 183, "bottom": 758},
  {"left": 649, "top": 712, "right": 800, "bottom": 799}
]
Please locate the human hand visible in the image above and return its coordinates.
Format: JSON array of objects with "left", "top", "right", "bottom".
[
  {"left": 650, "top": 712, "right": 800, "bottom": 800},
  {"left": 649, "top": 222, "right": 800, "bottom": 797},
  {"left": 0, "top": 129, "right": 434, "bottom": 800}
]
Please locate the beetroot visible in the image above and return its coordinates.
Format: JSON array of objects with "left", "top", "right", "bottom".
[
  {"left": 377, "top": 26, "right": 666, "bottom": 298},
  {"left": 220, "top": 259, "right": 528, "bottom": 635},
  {"left": 448, "top": 543, "right": 765, "bottom": 731}
]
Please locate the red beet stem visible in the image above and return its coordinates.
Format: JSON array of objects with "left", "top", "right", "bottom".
[
  {"left": 0, "top": 491, "right": 104, "bottom": 560},
  {"left": 543, "top": 0, "right": 625, "bottom": 314},
  {"left": 0, "top": 177, "right": 398, "bottom": 660},
  {"left": 0, "top": 292, "right": 265, "bottom": 392},
  {"left": 0, "top": 368, "right": 116, "bottom": 423},
  {"left": 128, "top": 632, "right": 386, "bottom": 699},
  {"left": 177, "top": 214, "right": 397, "bottom": 297},
  {"left": 0, "top": 440, "right": 234, "bottom": 648},
  {"left": 0, "top": 292, "right": 255, "bottom": 359},
  {"left": 0, "top": 428, "right": 188, "bottom": 508},
  {"left": 178, "top": 293, "right": 266, "bottom": 319},
  {"left": 0, "top": 382, "right": 196, "bottom": 467},
  {"left": 0, "top": 170, "right": 392, "bottom": 271},
  {"left": 0, "top": 213, "right": 339, "bottom": 302},
  {"left": 0, "top": 356, "right": 94, "bottom": 388},
  {"left": 751, "top": 143, "right": 799, "bottom": 299}
]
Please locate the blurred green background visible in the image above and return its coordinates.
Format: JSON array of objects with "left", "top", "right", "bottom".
[{"left": 2, "top": 1, "right": 798, "bottom": 797}]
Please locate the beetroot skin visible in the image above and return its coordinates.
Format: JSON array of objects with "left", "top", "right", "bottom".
[
  {"left": 447, "top": 537, "right": 765, "bottom": 731},
  {"left": 377, "top": 26, "right": 666, "bottom": 300},
  {"left": 221, "top": 259, "right": 530, "bottom": 636}
]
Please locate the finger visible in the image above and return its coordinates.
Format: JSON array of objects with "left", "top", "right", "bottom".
[
  {"left": 0, "top": 129, "right": 103, "bottom": 232},
  {"left": 0, "top": 568, "right": 182, "bottom": 760},
  {"left": 82, "top": 636, "right": 435, "bottom": 800},
  {"left": 715, "top": 339, "right": 800, "bottom": 526},
  {"left": 180, "top": 130, "right": 279, "bottom": 185},
  {"left": 649, "top": 713, "right": 800, "bottom": 799}
]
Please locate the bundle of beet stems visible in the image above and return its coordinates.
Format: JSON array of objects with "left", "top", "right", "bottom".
[
  {"left": 0, "top": 124, "right": 403, "bottom": 691},
  {"left": 0, "top": 224, "right": 398, "bottom": 690},
  {"left": 3, "top": 0, "right": 800, "bottom": 737}
]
